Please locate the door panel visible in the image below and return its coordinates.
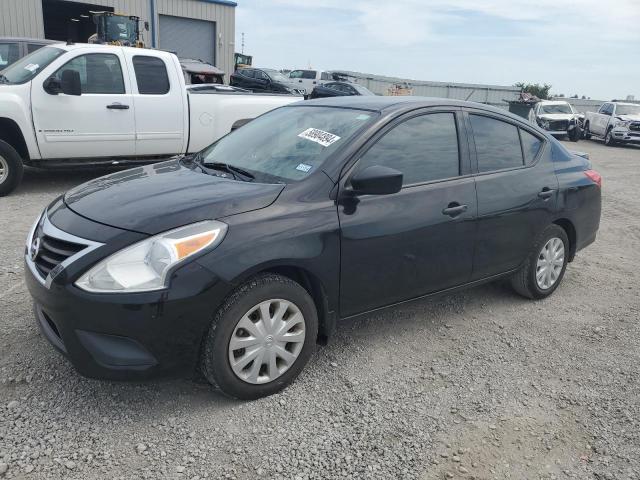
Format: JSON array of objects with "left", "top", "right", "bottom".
[
  {"left": 32, "top": 51, "right": 136, "bottom": 159},
  {"left": 339, "top": 179, "right": 477, "bottom": 316},
  {"left": 467, "top": 112, "right": 559, "bottom": 279},
  {"left": 338, "top": 110, "right": 476, "bottom": 317}
]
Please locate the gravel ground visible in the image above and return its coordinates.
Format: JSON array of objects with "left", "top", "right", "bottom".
[{"left": 1, "top": 139, "right": 639, "bottom": 480}]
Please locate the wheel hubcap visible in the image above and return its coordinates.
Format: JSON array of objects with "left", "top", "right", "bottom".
[
  {"left": 228, "top": 299, "right": 306, "bottom": 384},
  {"left": 536, "top": 237, "right": 565, "bottom": 290},
  {"left": 0, "top": 155, "right": 8, "bottom": 184}
]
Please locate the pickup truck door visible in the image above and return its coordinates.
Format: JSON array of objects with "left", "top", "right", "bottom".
[
  {"left": 124, "top": 52, "right": 186, "bottom": 156},
  {"left": 31, "top": 50, "right": 136, "bottom": 159},
  {"left": 594, "top": 103, "right": 612, "bottom": 135}
]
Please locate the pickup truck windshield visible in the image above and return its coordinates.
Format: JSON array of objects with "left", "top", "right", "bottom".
[
  {"left": 540, "top": 104, "right": 573, "bottom": 114},
  {"left": 616, "top": 105, "right": 640, "bottom": 116},
  {"left": 263, "top": 69, "right": 290, "bottom": 83},
  {"left": 0, "top": 46, "right": 65, "bottom": 84},
  {"left": 201, "top": 106, "right": 377, "bottom": 183}
]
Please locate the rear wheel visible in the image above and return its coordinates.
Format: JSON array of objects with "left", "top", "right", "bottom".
[
  {"left": 0, "top": 140, "right": 24, "bottom": 197},
  {"left": 583, "top": 122, "right": 591, "bottom": 140},
  {"left": 200, "top": 273, "right": 318, "bottom": 400},
  {"left": 511, "top": 224, "right": 569, "bottom": 299}
]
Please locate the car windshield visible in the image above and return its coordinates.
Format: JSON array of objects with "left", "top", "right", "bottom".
[
  {"left": 200, "top": 106, "right": 377, "bottom": 183},
  {"left": 540, "top": 104, "right": 573, "bottom": 114},
  {"left": 353, "top": 84, "right": 375, "bottom": 96},
  {"left": 263, "top": 69, "right": 289, "bottom": 83},
  {"left": 0, "top": 46, "right": 65, "bottom": 84},
  {"left": 616, "top": 104, "right": 640, "bottom": 116}
]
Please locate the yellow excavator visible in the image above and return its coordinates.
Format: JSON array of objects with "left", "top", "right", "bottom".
[{"left": 88, "top": 12, "right": 145, "bottom": 48}]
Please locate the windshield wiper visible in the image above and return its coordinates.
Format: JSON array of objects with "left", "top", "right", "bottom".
[{"left": 207, "top": 162, "right": 255, "bottom": 182}]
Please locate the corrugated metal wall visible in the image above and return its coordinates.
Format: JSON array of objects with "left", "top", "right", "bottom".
[
  {"left": 0, "top": 0, "right": 45, "bottom": 38},
  {"left": 333, "top": 70, "right": 521, "bottom": 109},
  {"left": 0, "top": 0, "right": 235, "bottom": 79}
]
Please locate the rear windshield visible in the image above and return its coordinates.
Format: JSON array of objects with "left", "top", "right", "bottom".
[
  {"left": 539, "top": 104, "right": 573, "bottom": 114},
  {"left": 200, "top": 106, "right": 377, "bottom": 183},
  {"left": 0, "top": 46, "right": 65, "bottom": 84}
]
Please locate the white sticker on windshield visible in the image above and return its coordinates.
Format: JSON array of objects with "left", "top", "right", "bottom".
[
  {"left": 298, "top": 128, "right": 341, "bottom": 147},
  {"left": 24, "top": 63, "right": 39, "bottom": 72},
  {"left": 296, "top": 163, "right": 312, "bottom": 173}
]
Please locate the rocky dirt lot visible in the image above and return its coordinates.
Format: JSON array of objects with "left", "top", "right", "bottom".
[{"left": 0, "top": 139, "right": 639, "bottom": 480}]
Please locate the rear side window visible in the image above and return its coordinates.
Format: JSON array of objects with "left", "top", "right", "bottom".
[
  {"left": 356, "top": 113, "right": 460, "bottom": 186},
  {"left": 470, "top": 115, "right": 523, "bottom": 172},
  {"left": 133, "top": 56, "right": 170, "bottom": 95},
  {"left": 301, "top": 70, "right": 316, "bottom": 79},
  {"left": 54, "top": 53, "right": 125, "bottom": 94},
  {"left": 520, "top": 129, "right": 543, "bottom": 164}
]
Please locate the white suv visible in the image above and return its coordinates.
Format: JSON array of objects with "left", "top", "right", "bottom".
[{"left": 288, "top": 69, "right": 332, "bottom": 93}]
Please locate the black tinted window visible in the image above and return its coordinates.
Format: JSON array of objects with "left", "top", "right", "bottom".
[
  {"left": 133, "top": 56, "right": 170, "bottom": 94},
  {"left": 27, "top": 43, "right": 46, "bottom": 54},
  {"left": 301, "top": 70, "right": 316, "bottom": 79},
  {"left": 55, "top": 54, "right": 125, "bottom": 94},
  {"left": 470, "top": 115, "right": 523, "bottom": 172},
  {"left": 0, "top": 42, "right": 20, "bottom": 68},
  {"left": 520, "top": 129, "right": 543, "bottom": 164},
  {"left": 357, "top": 113, "right": 460, "bottom": 186}
]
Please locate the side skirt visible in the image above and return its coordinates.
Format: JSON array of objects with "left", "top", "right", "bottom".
[{"left": 24, "top": 155, "right": 181, "bottom": 170}]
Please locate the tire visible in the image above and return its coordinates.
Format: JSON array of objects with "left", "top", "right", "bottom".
[
  {"left": 583, "top": 122, "right": 591, "bottom": 140},
  {"left": 0, "top": 140, "right": 24, "bottom": 197},
  {"left": 604, "top": 128, "right": 617, "bottom": 147},
  {"left": 568, "top": 126, "right": 580, "bottom": 142},
  {"left": 511, "top": 224, "right": 569, "bottom": 300},
  {"left": 200, "top": 273, "right": 318, "bottom": 400}
]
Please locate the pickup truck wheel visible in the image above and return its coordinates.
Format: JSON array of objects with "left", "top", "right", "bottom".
[
  {"left": 604, "top": 128, "right": 617, "bottom": 147},
  {"left": 583, "top": 122, "right": 591, "bottom": 139},
  {"left": 511, "top": 224, "right": 569, "bottom": 300},
  {"left": 0, "top": 140, "right": 24, "bottom": 197},
  {"left": 568, "top": 127, "right": 580, "bottom": 142},
  {"left": 200, "top": 273, "right": 318, "bottom": 400}
]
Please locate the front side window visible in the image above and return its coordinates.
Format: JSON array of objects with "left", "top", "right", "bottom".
[
  {"left": 0, "top": 46, "right": 65, "bottom": 84},
  {"left": 599, "top": 103, "right": 612, "bottom": 115},
  {"left": 355, "top": 113, "right": 460, "bottom": 186},
  {"left": 200, "top": 106, "right": 377, "bottom": 183},
  {"left": 470, "top": 115, "right": 524, "bottom": 172},
  {"left": 289, "top": 70, "right": 303, "bottom": 79},
  {"left": 133, "top": 56, "right": 170, "bottom": 95},
  {"left": 0, "top": 42, "right": 20, "bottom": 68},
  {"left": 54, "top": 53, "right": 125, "bottom": 94}
]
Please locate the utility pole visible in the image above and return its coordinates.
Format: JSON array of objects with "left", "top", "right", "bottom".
[{"left": 241, "top": 32, "right": 245, "bottom": 54}]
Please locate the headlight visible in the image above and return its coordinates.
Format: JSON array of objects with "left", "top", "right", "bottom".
[
  {"left": 615, "top": 120, "right": 631, "bottom": 128},
  {"left": 75, "top": 220, "right": 227, "bottom": 293}
]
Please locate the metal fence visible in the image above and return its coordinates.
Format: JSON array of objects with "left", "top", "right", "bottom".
[{"left": 329, "top": 70, "right": 521, "bottom": 109}]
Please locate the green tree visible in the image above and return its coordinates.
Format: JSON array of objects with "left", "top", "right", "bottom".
[{"left": 515, "top": 82, "right": 552, "bottom": 100}]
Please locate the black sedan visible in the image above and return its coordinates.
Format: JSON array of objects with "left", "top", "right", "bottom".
[
  {"left": 25, "top": 97, "right": 601, "bottom": 400},
  {"left": 309, "top": 81, "right": 375, "bottom": 99},
  {"left": 229, "top": 67, "right": 305, "bottom": 95}
]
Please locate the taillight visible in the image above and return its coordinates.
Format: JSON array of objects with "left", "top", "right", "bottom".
[{"left": 584, "top": 169, "right": 602, "bottom": 188}]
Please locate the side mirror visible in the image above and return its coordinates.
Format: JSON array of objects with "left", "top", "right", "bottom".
[
  {"left": 60, "top": 69, "right": 81, "bottom": 96},
  {"left": 43, "top": 77, "right": 61, "bottom": 95},
  {"left": 350, "top": 165, "right": 403, "bottom": 195}
]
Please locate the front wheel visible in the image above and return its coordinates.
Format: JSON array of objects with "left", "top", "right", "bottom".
[
  {"left": 604, "top": 128, "right": 617, "bottom": 147},
  {"left": 0, "top": 140, "right": 24, "bottom": 197},
  {"left": 511, "top": 225, "right": 569, "bottom": 300},
  {"left": 200, "top": 273, "right": 318, "bottom": 400},
  {"left": 583, "top": 122, "right": 591, "bottom": 140}
]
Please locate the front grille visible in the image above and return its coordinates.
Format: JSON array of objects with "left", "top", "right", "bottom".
[
  {"left": 32, "top": 227, "right": 86, "bottom": 279},
  {"left": 548, "top": 120, "right": 569, "bottom": 131},
  {"left": 630, "top": 122, "right": 640, "bottom": 131}
]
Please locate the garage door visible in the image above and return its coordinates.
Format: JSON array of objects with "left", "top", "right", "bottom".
[{"left": 158, "top": 15, "right": 216, "bottom": 65}]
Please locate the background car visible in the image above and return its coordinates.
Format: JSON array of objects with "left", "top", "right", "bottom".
[
  {"left": 309, "top": 81, "right": 375, "bottom": 99},
  {"left": 288, "top": 68, "right": 333, "bottom": 92},
  {"left": 530, "top": 100, "right": 582, "bottom": 141},
  {"left": 230, "top": 67, "right": 305, "bottom": 95},
  {"left": 0, "top": 37, "right": 56, "bottom": 68}
]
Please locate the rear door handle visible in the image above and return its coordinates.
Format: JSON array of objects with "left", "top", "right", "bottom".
[
  {"left": 538, "top": 188, "right": 555, "bottom": 199},
  {"left": 107, "top": 103, "right": 129, "bottom": 110},
  {"left": 442, "top": 203, "right": 468, "bottom": 217}
]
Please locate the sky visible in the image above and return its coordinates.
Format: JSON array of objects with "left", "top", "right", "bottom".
[{"left": 234, "top": 0, "right": 640, "bottom": 101}]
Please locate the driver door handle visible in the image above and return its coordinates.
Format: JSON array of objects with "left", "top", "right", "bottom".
[
  {"left": 107, "top": 103, "right": 129, "bottom": 110},
  {"left": 442, "top": 202, "right": 468, "bottom": 217},
  {"left": 538, "top": 188, "right": 555, "bottom": 199}
]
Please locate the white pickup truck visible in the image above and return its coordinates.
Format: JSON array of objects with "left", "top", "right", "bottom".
[
  {"left": 0, "top": 43, "right": 299, "bottom": 195},
  {"left": 584, "top": 101, "right": 640, "bottom": 146}
]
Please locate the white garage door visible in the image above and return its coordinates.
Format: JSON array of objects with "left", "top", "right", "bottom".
[{"left": 158, "top": 15, "right": 216, "bottom": 64}]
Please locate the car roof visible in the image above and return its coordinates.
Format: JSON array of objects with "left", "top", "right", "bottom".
[
  {"left": 299, "top": 96, "right": 525, "bottom": 118},
  {"left": 0, "top": 37, "right": 58, "bottom": 44}
]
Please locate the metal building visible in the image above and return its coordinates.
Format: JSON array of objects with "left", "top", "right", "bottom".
[
  {"left": 0, "top": 0, "right": 236, "bottom": 79},
  {"left": 332, "top": 70, "right": 521, "bottom": 109}
]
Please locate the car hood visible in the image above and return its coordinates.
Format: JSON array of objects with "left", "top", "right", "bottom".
[
  {"left": 617, "top": 114, "right": 640, "bottom": 122},
  {"left": 537, "top": 113, "right": 575, "bottom": 121},
  {"left": 63, "top": 160, "right": 285, "bottom": 235}
]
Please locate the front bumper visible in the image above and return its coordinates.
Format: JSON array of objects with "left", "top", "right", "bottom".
[
  {"left": 24, "top": 205, "right": 233, "bottom": 380},
  {"left": 612, "top": 128, "right": 640, "bottom": 143}
]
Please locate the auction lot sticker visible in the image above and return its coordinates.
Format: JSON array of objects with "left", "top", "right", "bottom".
[{"left": 298, "top": 128, "right": 341, "bottom": 147}]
